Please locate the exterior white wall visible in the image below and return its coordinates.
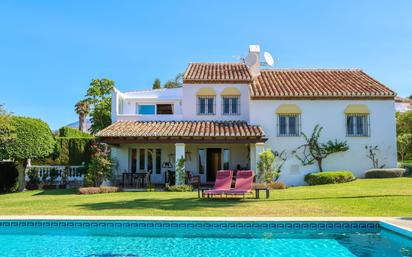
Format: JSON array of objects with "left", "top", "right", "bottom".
[
  {"left": 395, "top": 102, "right": 411, "bottom": 113},
  {"left": 110, "top": 143, "right": 250, "bottom": 184},
  {"left": 182, "top": 83, "right": 250, "bottom": 121},
  {"left": 111, "top": 88, "right": 182, "bottom": 122},
  {"left": 250, "top": 99, "right": 398, "bottom": 186}
]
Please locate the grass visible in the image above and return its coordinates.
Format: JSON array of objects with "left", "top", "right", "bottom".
[{"left": 1, "top": 178, "right": 411, "bottom": 217}]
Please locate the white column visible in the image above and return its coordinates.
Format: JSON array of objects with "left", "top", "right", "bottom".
[
  {"left": 250, "top": 142, "right": 265, "bottom": 175},
  {"left": 175, "top": 143, "right": 186, "bottom": 185}
]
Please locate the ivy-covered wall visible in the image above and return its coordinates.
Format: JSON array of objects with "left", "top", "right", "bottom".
[
  {"left": 53, "top": 137, "right": 94, "bottom": 165},
  {"left": 33, "top": 127, "right": 94, "bottom": 165}
]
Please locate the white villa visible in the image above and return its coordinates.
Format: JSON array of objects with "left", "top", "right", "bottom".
[{"left": 96, "top": 45, "right": 397, "bottom": 186}]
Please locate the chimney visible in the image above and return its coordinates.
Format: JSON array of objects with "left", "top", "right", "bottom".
[{"left": 245, "top": 45, "right": 260, "bottom": 78}]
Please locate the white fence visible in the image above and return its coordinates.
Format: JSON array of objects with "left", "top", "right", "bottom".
[{"left": 26, "top": 165, "right": 85, "bottom": 183}]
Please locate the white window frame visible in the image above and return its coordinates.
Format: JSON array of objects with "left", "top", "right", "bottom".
[
  {"left": 136, "top": 104, "right": 156, "bottom": 115},
  {"left": 156, "top": 104, "right": 174, "bottom": 115},
  {"left": 130, "top": 148, "right": 162, "bottom": 174},
  {"left": 197, "top": 96, "right": 216, "bottom": 115},
  {"left": 277, "top": 114, "right": 301, "bottom": 137},
  {"left": 346, "top": 114, "right": 370, "bottom": 137},
  {"left": 222, "top": 96, "right": 240, "bottom": 115}
]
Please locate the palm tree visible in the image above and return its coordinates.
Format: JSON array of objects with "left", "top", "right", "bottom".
[{"left": 74, "top": 99, "right": 90, "bottom": 132}]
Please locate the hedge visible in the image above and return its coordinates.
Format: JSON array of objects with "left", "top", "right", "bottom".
[
  {"left": 33, "top": 137, "right": 94, "bottom": 166},
  {"left": 58, "top": 126, "right": 92, "bottom": 138},
  {"left": 304, "top": 171, "right": 356, "bottom": 185},
  {"left": 0, "top": 162, "right": 19, "bottom": 193},
  {"left": 365, "top": 168, "right": 406, "bottom": 178}
]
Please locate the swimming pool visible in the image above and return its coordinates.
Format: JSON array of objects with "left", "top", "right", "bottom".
[{"left": 0, "top": 219, "right": 411, "bottom": 257}]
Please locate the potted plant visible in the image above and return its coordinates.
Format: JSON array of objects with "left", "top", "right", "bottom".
[{"left": 26, "top": 169, "right": 40, "bottom": 190}]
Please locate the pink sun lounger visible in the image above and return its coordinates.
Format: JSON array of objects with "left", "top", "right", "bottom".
[
  {"left": 225, "top": 170, "right": 254, "bottom": 197},
  {"left": 204, "top": 170, "right": 233, "bottom": 197}
]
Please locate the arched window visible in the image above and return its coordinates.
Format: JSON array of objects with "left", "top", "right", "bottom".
[
  {"left": 196, "top": 88, "right": 216, "bottom": 115},
  {"left": 345, "top": 104, "right": 370, "bottom": 137},
  {"left": 221, "top": 88, "right": 241, "bottom": 115},
  {"left": 276, "top": 104, "right": 302, "bottom": 137}
]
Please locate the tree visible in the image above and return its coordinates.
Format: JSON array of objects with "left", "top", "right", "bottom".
[
  {"left": 365, "top": 145, "right": 385, "bottom": 168},
  {"left": 396, "top": 111, "right": 412, "bottom": 135},
  {"left": 84, "top": 78, "right": 115, "bottom": 134},
  {"left": 257, "top": 149, "right": 281, "bottom": 183},
  {"left": 74, "top": 99, "right": 90, "bottom": 132},
  {"left": 85, "top": 143, "right": 113, "bottom": 187},
  {"left": 397, "top": 134, "right": 412, "bottom": 162},
  {"left": 1, "top": 116, "right": 55, "bottom": 191},
  {"left": 152, "top": 78, "right": 161, "bottom": 89},
  {"left": 175, "top": 156, "right": 186, "bottom": 185},
  {"left": 293, "top": 125, "right": 349, "bottom": 172},
  {"left": 163, "top": 73, "right": 183, "bottom": 88},
  {"left": 0, "top": 104, "right": 16, "bottom": 160},
  {"left": 408, "top": 94, "right": 412, "bottom": 100}
]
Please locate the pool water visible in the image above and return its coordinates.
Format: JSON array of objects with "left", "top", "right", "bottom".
[{"left": 0, "top": 220, "right": 411, "bottom": 257}]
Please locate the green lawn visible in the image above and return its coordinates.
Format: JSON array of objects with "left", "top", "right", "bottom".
[{"left": 1, "top": 178, "right": 411, "bottom": 217}]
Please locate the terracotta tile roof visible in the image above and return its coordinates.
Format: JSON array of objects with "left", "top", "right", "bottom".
[
  {"left": 183, "top": 63, "right": 252, "bottom": 83},
  {"left": 250, "top": 69, "right": 395, "bottom": 99},
  {"left": 395, "top": 96, "right": 412, "bottom": 103},
  {"left": 96, "top": 120, "right": 265, "bottom": 138}
]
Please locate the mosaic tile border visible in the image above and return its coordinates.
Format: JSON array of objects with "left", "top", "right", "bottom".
[{"left": 0, "top": 220, "right": 380, "bottom": 233}]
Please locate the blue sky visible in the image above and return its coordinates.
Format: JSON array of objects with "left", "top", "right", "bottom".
[{"left": 0, "top": 0, "right": 411, "bottom": 129}]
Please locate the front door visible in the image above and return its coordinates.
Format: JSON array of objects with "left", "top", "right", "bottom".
[{"left": 207, "top": 148, "right": 221, "bottom": 182}]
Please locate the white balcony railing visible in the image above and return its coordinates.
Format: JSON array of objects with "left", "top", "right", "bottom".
[
  {"left": 25, "top": 165, "right": 85, "bottom": 183},
  {"left": 116, "top": 114, "right": 183, "bottom": 122}
]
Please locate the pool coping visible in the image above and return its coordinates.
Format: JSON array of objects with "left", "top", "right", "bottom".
[{"left": 0, "top": 216, "right": 410, "bottom": 238}]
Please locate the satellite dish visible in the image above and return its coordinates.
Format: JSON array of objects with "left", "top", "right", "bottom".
[
  {"left": 245, "top": 53, "right": 258, "bottom": 67},
  {"left": 264, "top": 51, "right": 274, "bottom": 66}
]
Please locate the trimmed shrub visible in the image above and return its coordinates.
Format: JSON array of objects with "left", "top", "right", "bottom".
[
  {"left": 365, "top": 168, "right": 406, "bottom": 178},
  {"left": 399, "top": 163, "right": 412, "bottom": 176},
  {"left": 0, "top": 162, "right": 19, "bottom": 193},
  {"left": 79, "top": 186, "right": 120, "bottom": 194},
  {"left": 166, "top": 184, "right": 192, "bottom": 192},
  {"left": 304, "top": 171, "right": 356, "bottom": 185},
  {"left": 58, "top": 126, "right": 92, "bottom": 138},
  {"left": 253, "top": 182, "right": 287, "bottom": 189},
  {"left": 3, "top": 116, "right": 55, "bottom": 161},
  {"left": 267, "top": 181, "right": 286, "bottom": 189}
]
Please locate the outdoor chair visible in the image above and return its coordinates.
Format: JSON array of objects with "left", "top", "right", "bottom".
[
  {"left": 186, "top": 171, "right": 200, "bottom": 189},
  {"left": 204, "top": 170, "right": 233, "bottom": 198},
  {"left": 225, "top": 170, "right": 255, "bottom": 199}
]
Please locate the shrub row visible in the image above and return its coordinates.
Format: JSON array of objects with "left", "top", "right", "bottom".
[
  {"left": 304, "top": 171, "right": 356, "bottom": 185},
  {"left": 166, "top": 185, "right": 193, "bottom": 192},
  {"left": 79, "top": 186, "right": 120, "bottom": 194},
  {"left": 58, "top": 126, "right": 93, "bottom": 138},
  {"left": 365, "top": 168, "right": 406, "bottom": 178}
]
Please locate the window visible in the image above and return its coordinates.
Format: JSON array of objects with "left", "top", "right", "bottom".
[
  {"left": 198, "top": 149, "right": 206, "bottom": 174},
  {"left": 222, "top": 149, "right": 230, "bottom": 170},
  {"left": 139, "top": 149, "right": 145, "bottom": 170},
  {"left": 156, "top": 104, "right": 173, "bottom": 115},
  {"left": 131, "top": 148, "right": 162, "bottom": 174},
  {"left": 131, "top": 149, "right": 137, "bottom": 173},
  {"left": 197, "top": 96, "right": 215, "bottom": 115},
  {"left": 155, "top": 149, "right": 162, "bottom": 174},
  {"left": 137, "top": 104, "right": 155, "bottom": 115},
  {"left": 346, "top": 114, "right": 369, "bottom": 136},
  {"left": 278, "top": 114, "right": 300, "bottom": 136},
  {"left": 222, "top": 96, "right": 240, "bottom": 115}
]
